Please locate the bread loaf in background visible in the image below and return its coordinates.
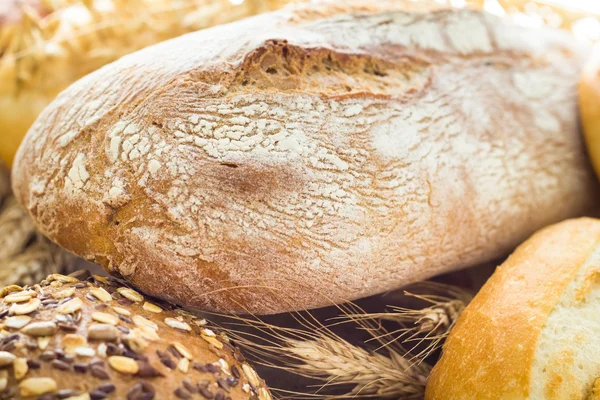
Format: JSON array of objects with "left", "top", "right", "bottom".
[
  {"left": 12, "top": 1, "right": 600, "bottom": 314},
  {"left": 426, "top": 218, "right": 600, "bottom": 400}
]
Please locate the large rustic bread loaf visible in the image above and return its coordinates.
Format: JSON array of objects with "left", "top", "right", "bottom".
[
  {"left": 426, "top": 218, "right": 600, "bottom": 400},
  {"left": 12, "top": 1, "right": 600, "bottom": 314},
  {"left": 0, "top": 271, "right": 270, "bottom": 399}
]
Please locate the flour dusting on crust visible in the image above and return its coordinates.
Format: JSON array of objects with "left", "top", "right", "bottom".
[{"left": 11, "top": 1, "right": 597, "bottom": 313}]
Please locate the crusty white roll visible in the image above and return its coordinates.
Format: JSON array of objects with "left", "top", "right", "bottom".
[
  {"left": 427, "top": 218, "right": 600, "bottom": 400},
  {"left": 0, "top": 271, "right": 270, "bottom": 399},
  {"left": 12, "top": 1, "right": 600, "bottom": 314}
]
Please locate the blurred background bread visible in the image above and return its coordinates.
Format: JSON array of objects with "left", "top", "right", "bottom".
[
  {"left": 427, "top": 218, "right": 600, "bottom": 399},
  {"left": 580, "top": 45, "right": 600, "bottom": 182},
  {"left": 0, "top": 271, "right": 270, "bottom": 399}
]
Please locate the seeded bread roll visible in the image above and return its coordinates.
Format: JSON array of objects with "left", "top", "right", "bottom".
[
  {"left": 426, "top": 218, "right": 600, "bottom": 400},
  {"left": 12, "top": 1, "right": 599, "bottom": 314},
  {"left": 579, "top": 45, "right": 600, "bottom": 181},
  {"left": 0, "top": 272, "right": 270, "bottom": 399}
]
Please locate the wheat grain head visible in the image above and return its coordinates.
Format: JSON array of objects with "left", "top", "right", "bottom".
[{"left": 201, "top": 285, "right": 436, "bottom": 399}]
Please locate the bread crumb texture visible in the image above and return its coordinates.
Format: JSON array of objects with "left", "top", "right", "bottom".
[
  {"left": 11, "top": 1, "right": 598, "bottom": 313},
  {"left": 530, "top": 246, "right": 600, "bottom": 399}
]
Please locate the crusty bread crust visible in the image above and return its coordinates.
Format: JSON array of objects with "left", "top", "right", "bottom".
[
  {"left": 426, "top": 218, "right": 600, "bottom": 400},
  {"left": 12, "top": 1, "right": 600, "bottom": 314}
]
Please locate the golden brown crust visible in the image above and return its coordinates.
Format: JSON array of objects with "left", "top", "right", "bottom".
[
  {"left": 426, "top": 218, "right": 600, "bottom": 400},
  {"left": 579, "top": 46, "right": 600, "bottom": 181},
  {"left": 0, "top": 271, "right": 270, "bottom": 399},
  {"left": 12, "top": 1, "right": 599, "bottom": 314}
]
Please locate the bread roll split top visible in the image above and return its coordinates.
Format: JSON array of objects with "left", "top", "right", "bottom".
[
  {"left": 12, "top": 1, "right": 599, "bottom": 313},
  {"left": 427, "top": 218, "right": 600, "bottom": 400},
  {"left": 0, "top": 271, "right": 270, "bottom": 399}
]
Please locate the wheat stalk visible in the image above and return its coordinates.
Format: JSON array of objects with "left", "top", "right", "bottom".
[
  {"left": 0, "top": 196, "right": 37, "bottom": 260},
  {"left": 0, "top": 234, "right": 69, "bottom": 286},
  {"left": 366, "top": 299, "right": 466, "bottom": 362},
  {"left": 385, "top": 299, "right": 465, "bottom": 334},
  {"left": 283, "top": 336, "right": 429, "bottom": 399},
  {"left": 343, "top": 282, "right": 472, "bottom": 362},
  {"left": 223, "top": 320, "right": 431, "bottom": 399},
  {"left": 209, "top": 280, "right": 472, "bottom": 399},
  {"left": 211, "top": 293, "right": 437, "bottom": 399}
]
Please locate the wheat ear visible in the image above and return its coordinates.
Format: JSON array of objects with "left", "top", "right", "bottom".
[
  {"left": 0, "top": 195, "right": 36, "bottom": 261},
  {"left": 345, "top": 282, "right": 472, "bottom": 362},
  {"left": 282, "top": 335, "right": 429, "bottom": 399},
  {"left": 0, "top": 234, "right": 69, "bottom": 286},
  {"left": 223, "top": 319, "right": 430, "bottom": 399},
  {"left": 208, "top": 288, "right": 432, "bottom": 399}
]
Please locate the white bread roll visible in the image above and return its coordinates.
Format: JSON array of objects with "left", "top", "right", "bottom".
[
  {"left": 427, "top": 218, "right": 600, "bottom": 400},
  {"left": 12, "top": 1, "right": 600, "bottom": 314}
]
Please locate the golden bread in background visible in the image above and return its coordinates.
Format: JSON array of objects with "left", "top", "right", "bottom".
[
  {"left": 580, "top": 46, "right": 600, "bottom": 181},
  {"left": 0, "top": 0, "right": 294, "bottom": 167}
]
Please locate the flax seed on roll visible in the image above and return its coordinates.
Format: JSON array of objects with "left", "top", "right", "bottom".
[{"left": 0, "top": 271, "right": 270, "bottom": 399}]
